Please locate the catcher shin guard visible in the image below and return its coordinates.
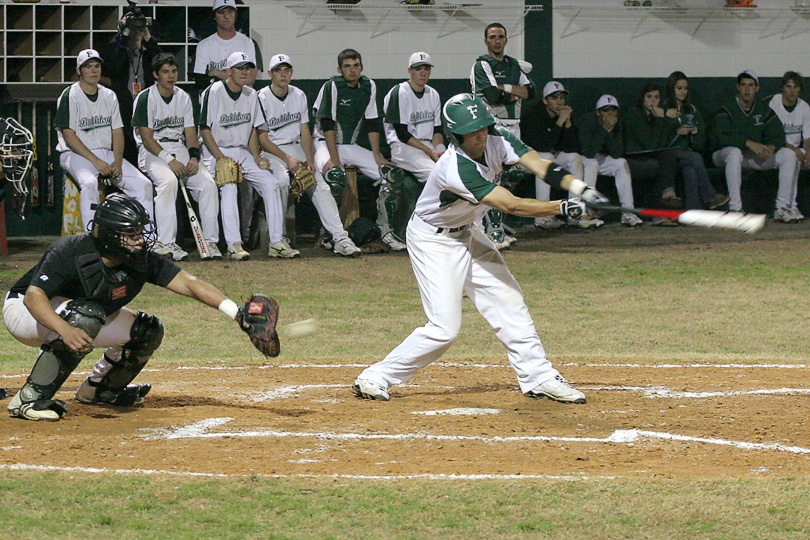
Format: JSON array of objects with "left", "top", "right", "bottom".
[
  {"left": 324, "top": 167, "right": 348, "bottom": 207},
  {"left": 9, "top": 300, "right": 106, "bottom": 421},
  {"left": 90, "top": 312, "right": 162, "bottom": 406},
  {"left": 483, "top": 208, "right": 505, "bottom": 243}
]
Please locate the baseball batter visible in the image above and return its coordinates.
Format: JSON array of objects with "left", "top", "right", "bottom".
[
  {"left": 471, "top": 23, "right": 536, "bottom": 249},
  {"left": 257, "top": 54, "right": 360, "bottom": 257},
  {"left": 353, "top": 94, "right": 606, "bottom": 404},
  {"left": 383, "top": 51, "right": 445, "bottom": 183},
  {"left": 56, "top": 49, "right": 154, "bottom": 230},
  {"left": 3, "top": 193, "right": 272, "bottom": 421},
  {"left": 133, "top": 53, "right": 220, "bottom": 261},
  {"left": 200, "top": 52, "right": 298, "bottom": 259},
  {"left": 312, "top": 49, "right": 404, "bottom": 252}
]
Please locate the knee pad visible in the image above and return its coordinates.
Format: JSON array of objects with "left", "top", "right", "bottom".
[
  {"left": 380, "top": 164, "right": 408, "bottom": 187},
  {"left": 325, "top": 167, "right": 348, "bottom": 205},
  {"left": 61, "top": 300, "right": 106, "bottom": 339},
  {"left": 96, "top": 312, "right": 163, "bottom": 393}
]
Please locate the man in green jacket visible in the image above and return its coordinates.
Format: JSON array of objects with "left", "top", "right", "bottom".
[{"left": 711, "top": 70, "right": 797, "bottom": 217}]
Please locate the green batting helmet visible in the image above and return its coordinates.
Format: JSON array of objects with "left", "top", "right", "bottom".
[{"left": 442, "top": 93, "right": 495, "bottom": 142}]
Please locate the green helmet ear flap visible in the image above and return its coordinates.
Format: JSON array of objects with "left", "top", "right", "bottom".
[{"left": 442, "top": 93, "right": 496, "bottom": 144}]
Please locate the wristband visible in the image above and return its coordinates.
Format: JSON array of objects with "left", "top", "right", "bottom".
[
  {"left": 218, "top": 298, "right": 239, "bottom": 320},
  {"left": 188, "top": 147, "right": 201, "bottom": 160},
  {"left": 158, "top": 150, "right": 172, "bottom": 164},
  {"left": 543, "top": 165, "right": 572, "bottom": 190},
  {"left": 567, "top": 178, "right": 587, "bottom": 196},
  {"left": 502, "top": 84, "right": 513, "bottom": 94}
]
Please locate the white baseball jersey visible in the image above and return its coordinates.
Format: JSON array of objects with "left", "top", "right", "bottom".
[
  {"left": 54, "top": 83, "right": 123, "bottom": 152},
  {"left": 257, "top": 84, "right": 309, "bottom": 146},
  {"left": 131, "top": 84, "right": 195, "bottom": 146},
  {"left": 769, "top": 94, "right": 810, "bottom": 147},
  {"left": 383, "top": 81, "right": 442, "bottom": 146},
  {"left": 193, "top": 32, "right": 262, "bottom": 77},
  {"left": 199, "top": 80, "right": 263, "bottom": 148},
  {"left": 415, "top": 128, "right": 530, "bottom": 228}
]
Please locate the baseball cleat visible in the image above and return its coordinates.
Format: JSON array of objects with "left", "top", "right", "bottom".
[
  {"left": 152, "top": 241, "right": 174, "bottom": 259},
  {"left": 227, "top": 242, "right": 251, "bottom": 261},
  {"left": 333, "top": 237, "right": 361, "bottom": 257},
  {"left": 534, "top": 216, "right": 566, "bottom": 230},
  {"left": 76, "top": 377, "right": 151, "bottom": 406},
  {"left": 526, "top": 375, "right": 586, "bottom": 404},
  {"left": 381, "top": 232, "right": 407, "bottom": 252},
  {"left": 7, "top": 391, "right": 66, "bottom": 421},
  {"left": 163, "top": 242, "right": 189, "bottom": 261},
  {"left": 268, "top": 239, "right": 300, "bottom": 259},
  {"left": 774, "top": 206, "right": 798, "bottom": 224},
  {"left": 621, "top": 212, "right": 643, "bottom": 228},
  {"left": 353, "top": 378, "right": 389, "bottom": 401}
]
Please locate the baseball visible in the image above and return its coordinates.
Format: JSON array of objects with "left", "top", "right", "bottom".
[{"left": 279, "top": 318, "right": 319, "bottom": 338}]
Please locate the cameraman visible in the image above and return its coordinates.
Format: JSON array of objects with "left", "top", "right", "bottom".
[{"left": 100, "top": 5, "right": 161, "bottom": 164}]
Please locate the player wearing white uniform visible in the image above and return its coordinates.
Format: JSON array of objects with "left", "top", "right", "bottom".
[
  {"left": 383, "top": 52, "right": 445, "bottom": 183},
  {"left": 133, "top": 53, "right": 220, "bottom": 261},
  {"left": 199, "top": 52, "right": 298, "bottom": 260},
  {"left": 769, "top": 71, "right": 810, "bottom": 223},
  {"left": 353, "top": 94, "right": 609, "bottom": 404},
  {"left": 258, "top": 54, "right": 361, "bottom": 258},
  {"left": 192, "top": 0, "right": 262, "bottom": 92},
  {"left": 313, "top": 49, "right": 405, "bottom": 252},
  {"left": 56, "top": 49, "right": 154, "bottom": 231},
  {"left": 471, "top": 23, "right": 536, "bottom": 249}
]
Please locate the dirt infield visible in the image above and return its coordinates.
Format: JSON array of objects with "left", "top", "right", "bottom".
[{"left": 2, "top": 361, "right": 808, "bottom": 479}]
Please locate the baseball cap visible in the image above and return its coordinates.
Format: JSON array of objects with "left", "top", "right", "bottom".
[
  {"left": 596, "top": 94, "right": 620, "bottom": 110},
  {"left": 741, "top": 70, "right": 759, "bottom": 83},
  {"left": 543, "top": 81, "right": 568, "bottom": 98},
  {"left": 212, "top": 0, "right": 237, "bottom": 11},
  {"left": 269, "top": 54, "right": 293, "bottom": 71},
  {"left": 226, "top": 52, "right": 255, "bottom": 69},
  {"left": 408, "top": 52, "right": 433, "bottom": 69},
  {"left": 76, "top": 49, "right": 103, "bottom": 68}
]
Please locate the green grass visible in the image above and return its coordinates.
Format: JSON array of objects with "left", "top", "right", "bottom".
[{"left": 2, "top": 228, "right": 810, "bottom": 538}]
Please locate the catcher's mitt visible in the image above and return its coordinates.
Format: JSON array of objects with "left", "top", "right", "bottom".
[
  {"left": 290, "top": 164, "right": 316, "bottom": 200},
  {"left": 236, "top": 294, "right": 280, "bottom": 357},
  {"left": 215, "top": 157, "right": 244, "bottom": 187}
]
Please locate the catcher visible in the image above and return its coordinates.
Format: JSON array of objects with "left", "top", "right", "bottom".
[{"left": 3, "top": 193, "right": 279, "bottom": 422}]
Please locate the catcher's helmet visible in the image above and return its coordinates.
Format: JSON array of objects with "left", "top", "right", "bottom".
[
  {"left": 442, "top": 93, "right": 495, "bottom": 144},
  {"left": 0, "top": 118, "right": 34, "bottom": 188},
  {"left": 89, "top": 193, "right": 156, "bottom": 272}
]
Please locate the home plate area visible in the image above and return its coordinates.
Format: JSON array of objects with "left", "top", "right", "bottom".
[{"left": 2, "top": 361, "right": 810, "bottom": 480}]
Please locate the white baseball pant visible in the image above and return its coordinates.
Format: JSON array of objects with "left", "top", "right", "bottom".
[
  {"left": 262, "top": 143, "right": 349, "bottom": 242},
  {"left": 138, "top": 143, "right": 220, "bottom": 246},
  {"left": 390, "top": 141, "right": 438, "bottom": 183},
  {"left": 582, "top": 154, "right": 635, "bottom": 209},
  {"left": 357, "top": 213, "right": 560, "bottom": 394},
  {"left": 712, "top": 146, "right": 798, "bottom": 211},
  {"left": 202, "top": 146, "right": 285, "bottom": 245},
  {"left": 60, "top": 149, "right": 154, "bottom": 231}
]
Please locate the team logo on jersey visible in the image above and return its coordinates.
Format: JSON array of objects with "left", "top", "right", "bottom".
[
  {"left": 410, "top": 110, "right": 435, "bottom": 125},
  {"left": 753, "top": 114, "right": 763, "bottom": 126},
  {"left": 495, "top": 70, "right": 506, "bottom": 78},
  {"left": 339, "top": 99, "right": 352, "bottom": 107},
  {"left": 209, "top": 60, "right": 227, "bottom": 72},
  {"left": 219, "top": 112, "right": 252, "bottom": 130},
  {"left": 78, "top": 115, "right": 112, "bottom": 133},
  {"left": 153, "top": 116, "right": 184, "bottom": 132},
  {"left": 265, "top": 111, "right": 301, "bottom": 129},
  {"left": 111, "top": 285, "right": 127, "bottom": 300}
]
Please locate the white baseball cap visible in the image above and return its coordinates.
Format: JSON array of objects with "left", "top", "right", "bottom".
[
  {"left": 543, "top": 81, "right": 568, "bottom": 98},
  {"left": 741, "top": 70, "right": 759, "bottom": 84},
  {"left": 408, "top": 52, "right": 433, "bottom": 69},
  {"left": 76, "top": 49, "right": 103, "bottom": 68},
  {"left": 213, "top": 0, "right": 237, "bottom": 11},
  {"left": 226, "top": 51, "right": 255, "bottom": 69},
  {"left": 269, "top": 54, "right": 293, "bottom": 71},
  {"left": 596, "top": 94, "right": 620, "bottom": 110}
]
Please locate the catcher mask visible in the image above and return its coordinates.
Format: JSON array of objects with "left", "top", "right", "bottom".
[
  {"left": 89, "top": 193, "right": 156, "bottom": 272},
  {"left": 0, "top": 118, "right": 34, "bottom": 190}
]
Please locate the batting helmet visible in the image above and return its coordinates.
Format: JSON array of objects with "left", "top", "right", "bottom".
[
  {"left": 0, "top": 118, "right": 34, "bottom": 188},
  {"left": 442, "top": 93, "right": 495, "bottom": 144},
  {"left": 89, "top": 193, "right": 156, "bottom": 272}
]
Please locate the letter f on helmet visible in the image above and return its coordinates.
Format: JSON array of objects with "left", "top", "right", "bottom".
[{"left": 442, "top": 93, "right": 495, "bottom": 144}]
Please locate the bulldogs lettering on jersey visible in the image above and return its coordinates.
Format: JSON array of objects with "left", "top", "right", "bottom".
[
  {"left": 257, "top": 85, "right": 309, "bottom": 146},
  {"left": 131, "top": 85, "right": 196, "bottom": 146},
  {"left": 55, "top": 83, "right": 124, "bottom": 152},
  {"left": 383, "top": 81, "right": 442, "bottom": 146},
  {"left": 199, "top": 80, "right": 263, "bottom": 148},
  {"left": 193, "top": 33, "right": 261, "bottom": 78}
]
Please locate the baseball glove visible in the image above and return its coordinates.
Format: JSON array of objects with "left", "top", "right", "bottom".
[
  {"left": 215, "top": 157, "right": 244, "bottom": 188},
  {"left": 290, "top": 164, "right": 316, "bottom": 200},
  {"left": 236, "top": 294, "right": 281, "bottom": 358}
]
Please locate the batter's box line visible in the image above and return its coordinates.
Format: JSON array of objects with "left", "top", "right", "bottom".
[
  {"left": 584, "top": 385, "right": 810, "bottom": 399},
  {"left": 139, "top": 418, "right": 810, "bottom": 455}
]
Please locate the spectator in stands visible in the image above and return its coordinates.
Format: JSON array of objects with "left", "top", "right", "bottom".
[
  {"left": 578, "top": 95, "right": 641, "bottom": 227},
  {"left": 767, "top": 71, "right": 809, "bottom": 222},
  {"left": 661, "top": 72, "right": 730, "bottom": 211},
  {"left": 623, "top": 83, "right": 683, "bottom": 224},
  {"left": 712, "top": 70, "right": 797, "bottom": 220},
  {"left": 521, "top": 81, "right": 603, "bottom": 229}
]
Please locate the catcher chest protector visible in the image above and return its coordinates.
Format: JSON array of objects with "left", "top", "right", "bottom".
[{"left": 16, "top": 300, "right": 106, "bottom": 416}]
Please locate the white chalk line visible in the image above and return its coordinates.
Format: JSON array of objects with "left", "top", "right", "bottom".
[
  {"left": 138, "top": 418, "right": 810, "bottom": 455},
  {"left": 0, "top": 463, "right": 608, "bottom": 481},
  {"left": 413, "top": 408, "right": 501, "bottom": 416}
]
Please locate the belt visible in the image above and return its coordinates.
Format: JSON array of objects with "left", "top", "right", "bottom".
[
  {"left": 158, "top": 138, "right": 181, "bottom": 143},
  {"left": 436, "top": 226, "right": 464, "bottom": 233}
]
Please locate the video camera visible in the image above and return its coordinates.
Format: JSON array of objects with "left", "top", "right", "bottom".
[{"left": 121, "top": 0, "right": 152, "bottom": 32}]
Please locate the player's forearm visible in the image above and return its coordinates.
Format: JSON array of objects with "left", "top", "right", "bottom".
[
  {"left": 500, "top": 84, "right": 530, "bottom": 100},
  {"left": 62, "top": 129, "right": 100, "bottom": 164},
  {"left": 258, "top": 132, "right": 286, "bottom": 161},
  {"left": 167, "top": 270, "right": 227, "bottom": 310},
  {"left": 324, "top": 131, "right": 340, "bottom": 164},
  {"left": 300, "top": 125, "right": 315, "bottom": 164},
  {"left": 200, "top": 128, "right": 225, "bottom": 160},
  {"left": 518, "top": 150, "right": 578, "bottom": 191},
  {"left": 481, "top": 185, "right": 562, "bottom": 217},
  {"left": 249, "top": 129, "right": 263, "bottom": 159},
  {"left": 112, "top": 129, "right": 125, "bottom": 163},
  {"left": 23, "top": 286, "right": 74, "bottom": 337},
  {"left": 139, "top": 128, "right": 167, "bottom": 159}
]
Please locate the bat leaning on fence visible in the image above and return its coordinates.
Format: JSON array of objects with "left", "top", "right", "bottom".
[{"left": 178, "top": 177, "right": 211, "bottom": 259}]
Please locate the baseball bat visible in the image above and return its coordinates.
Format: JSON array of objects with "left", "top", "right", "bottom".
[
  {"left": 178, "top": 177, "right": 211, "bottom": 259},
  {"left": 30, "top": 102, "right": 40, "bottom": 206},
  {"left": 594, "top": 204, "right": 766, "bottom": 234},
  {"left": 46, "top": 106, "right": 55, "bottom": 207}
]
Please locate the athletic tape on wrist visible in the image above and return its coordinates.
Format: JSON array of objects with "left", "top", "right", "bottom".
[
  {"left": 158, "top": 150, "right": 172, "bottom": 164},
  {"left": 502, "top": 84, "right": 513, "bottom": 94},
  {"left": 218, "top": 299, "right": 239, "bottom": 320},
  {"left": 567, "top": 178, "right": 587, "bottom": 196}
]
